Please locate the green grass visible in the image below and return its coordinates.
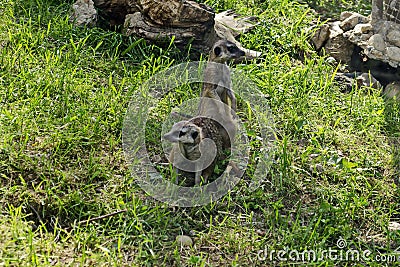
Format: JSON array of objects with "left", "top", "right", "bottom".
[{"left": 1, "top": 0, "right": 399, "bottom": 266}]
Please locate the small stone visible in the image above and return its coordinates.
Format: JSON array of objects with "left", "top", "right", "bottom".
[
  {"left": 151, "top": 155, "right": 162, "bottom": 163},
  {"left": 388, "top": 222, "right": 400, "bottom": 231},
  {"left": 325, "top": 56, "right": 337, "bottom": 64},
  {"left": 311, "top": 24, "right": 330, "bottom": 50},
  {"left": 310, "top": 163, "right": 324, "bottom": 173},
  {"left": 340, "top": 13, "right": 369, "bottom": 31},
  {"left": 324, "top": 33, "right": 354, "bottom": 64},
  {"left": 315, "top": 164, "right": 324, "bottom": 172},
  {"left": 355, "top": 73, "right": 382, "bottom": 89},
  {"left": 386, "top": 46, "right": 400, "bottom": 62},
  {"left": 334, "top": 72, "right": 357, "bottom": 92},
  {"left": 256, "top": 229, "right": 266, "bottom": 236},
  {"left": 175, "top": 235, "right": 193, "bottom": 246},
  {"left": 70, "top": 0, "right": 97, "bottom": 26},
  {"left": 368, "top": 34, "right": 386, "bottom": 52},
  {"left": 383, "top": 81, "right": 400, "bottom": 100},
  {"left": 329, "top": 21, "right": 344, "bottom": 38},
  {"left": 353, "top": 23, "right": 372, "bottom": 34},
  {"left": 366, "top": 47, "right": 385, "bottom": 59},
  {"left": 296, "top": 138, "right": 308, "bottom": 146},
  {"left": 387, "top": 29, "right": 400, "bottom": 47},
  {"left": 340, "top": 11, "right": 354, "bottom": 21}
]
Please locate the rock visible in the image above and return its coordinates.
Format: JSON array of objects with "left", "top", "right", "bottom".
[
  {"left": 70, "top": 0, "right": 97, "bottom": 26},
  {"left": 151, "top": 155, "right": 162, "bottom": 163},
  {"left": 256, "top": 229, "right": 266, "bottom": 236},
  {"left": 383, "top": 81, "right": 400, "bottom": 99},
  {"left": 366, "top": 46, "right": 386, "bottom": 60},
  {"left": 325, "top": 56, "right": 337, "bottom": 64},
  {"left": 353, "top": 23, "right": 373, "bottom": 34},
  {"left": 310, "top": 163, "right": 324, "bottom": 173},
  {"left": 335, "top": 72, "right": 382, "bottom": 92},
  {"left": 344, "top": 23, "right": 373, "bottom": 45},
  {"left": 386, "top": 46, "right": 400, "bottom": 62},
  {"left": 334, "top": 72, "right": 357, "bottom": 92},
  {"left": 367, "top": 34, "right": 386, "bottom": 51},
  {"left": 388, "top": 221, "right": 400, "bottom": 231},
  {"left": 340, "top": 13, "right": 369, "bottom": 31},
  {"left": 176, "top": 235, "right": 193, "bottom": 246},
  {"left": 387, "top": 29, "right": 400, "bottom": 47},
  {"left": 310, "top": 24, "right": 330, "bottom": 50},
  {"left": 315, "top": 164, "right": 324, "bottom": 172},
  {"left": 324, "top": 26, "right": 354, "bottom": 64},
  {"left": 355, "top": 73, "right": 382, "bottom": 89},
  {"left": 329, "top": 21, "right": 344, "bottom": 38},
  {"left": 340, "top": 11, "right": 355, "bottom": 21}
]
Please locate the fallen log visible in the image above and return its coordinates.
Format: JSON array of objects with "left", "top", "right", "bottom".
[{"left": 71, "top": 0, "right": 261, "bottom": 58}]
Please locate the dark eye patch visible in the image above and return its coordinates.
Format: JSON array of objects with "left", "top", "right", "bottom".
[
  {"left": 227, "top": 46, "right": 236, "bottom": 53},
  {"left": 179, "top": 128, "right": 187, "bottom": 137},
  {"left": 191, "top": 131, "right": 198, "bottom": 140},
  {"left": 214, "top": 46, "right": 222, "bottom": 57}
]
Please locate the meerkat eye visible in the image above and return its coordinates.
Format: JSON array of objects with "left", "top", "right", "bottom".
[
  {"left": 214, "top": 46, "right": 222, "bottom": 57},
  {"left": 179, "top": 129, "right": 187, "bottom": 137},
  {"left": 191, "top": 131, "right": 199, "bottom": 140}
]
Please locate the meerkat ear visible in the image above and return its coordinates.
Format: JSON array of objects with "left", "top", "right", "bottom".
[{"left": 214, "top": 46, "right": 222, "bottom": 57}]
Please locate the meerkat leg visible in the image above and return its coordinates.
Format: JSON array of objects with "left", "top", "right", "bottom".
[
  {"left": 174, "top": 168, "right": 180, "bottom": 184},
  {"left": 169, "top": 149, "right": 180, "bottom": 184},
  {"left": 213, "top": 84, "right": 230, "bottom": 116},
  {"left": 195, "top": 171, "right": 202, "bottom": 185},
  {"left": 226, "top": 89, "right": 237, "bottom": 112},
  {"left": 199, "top": 88, "right": 223, "bottom": 116},
  {"left": 228, "top": 161, "right": 241, "bottom": 176}
]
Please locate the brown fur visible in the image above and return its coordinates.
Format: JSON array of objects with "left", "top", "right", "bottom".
[{"left": 199, "top": 40, "right": 245, "bottom": 117}]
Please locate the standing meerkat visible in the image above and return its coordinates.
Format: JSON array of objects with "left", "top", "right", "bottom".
[
  {"left": 163, "top": 116, "right": 231, "bottom": 186},
  {"left": 199, "top": 40, "right": 245, "bottom": 117}
]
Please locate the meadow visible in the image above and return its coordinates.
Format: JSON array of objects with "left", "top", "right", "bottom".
[{"left": 1, "top": 0, "right": 399, "bottom": 266}]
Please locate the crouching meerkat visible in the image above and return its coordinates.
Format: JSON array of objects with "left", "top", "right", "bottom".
[
  {"left": 199, "top": 39, "right": 245, "bottom": 118},
  {"left": 163, "top": 116, "right": 231, "bottom": 186}
]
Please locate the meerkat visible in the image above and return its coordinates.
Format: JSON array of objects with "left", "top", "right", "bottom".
[
  {"left": 199, "top": 40, "right": 245, "bottom": 118},
  {"left": 163, "top": 116, "right": 231, "bottom": 186}
]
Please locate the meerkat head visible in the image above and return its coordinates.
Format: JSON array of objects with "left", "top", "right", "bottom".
[
  {"left": 163, "top": 121, "right": 202, "bottom": 145},
  {"left": 210, "top": 40, "right": 246, "bottom": 63}
]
